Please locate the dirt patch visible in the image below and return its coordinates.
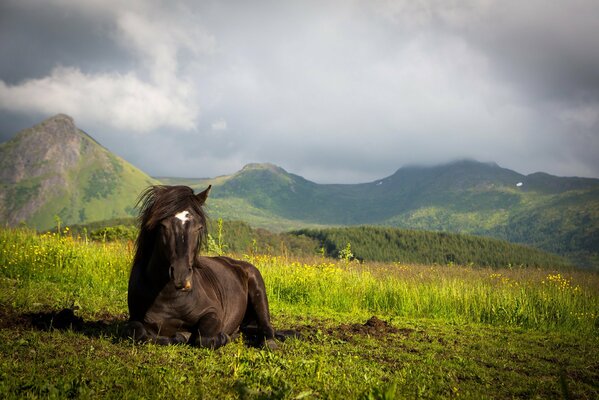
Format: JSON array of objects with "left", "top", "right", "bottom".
[
  {"left": 341, "top": 316, "right": 402, "bottom": 335},
  {"left": 0, "top": 306, "right": 33, "bottom": 330},
  {"left": 0, "top": 306, "right": 128, "bottom": 339},
  {"left": 300, "top": 316, "right": 414, "bottom": 342},
  {"left": 1, "top": 307, "right": 408, "bottom": 345}
]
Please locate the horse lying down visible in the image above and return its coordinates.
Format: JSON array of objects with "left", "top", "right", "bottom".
[{"left": 127, "top": 185, "right": 295, "bottom": 349}]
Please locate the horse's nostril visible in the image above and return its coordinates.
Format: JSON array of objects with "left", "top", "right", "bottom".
[{"left": 169, "top": 267, "right": 174, "bottom": 279}]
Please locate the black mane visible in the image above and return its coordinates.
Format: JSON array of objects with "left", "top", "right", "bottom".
[{"left": 133, "top": 185, "right": 208, "bottom": 270}]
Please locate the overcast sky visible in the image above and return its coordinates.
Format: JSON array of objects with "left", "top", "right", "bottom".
[{"left": 1, "top": 0, "right": 598, "bottom": 183}]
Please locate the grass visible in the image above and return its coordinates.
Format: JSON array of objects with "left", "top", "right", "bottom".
[
  {"left": 2, "top": 315, "right": 597, "bottom": 399},
  {"left": 1, "top": 227, "right": 598, "bottom": 398},
  {"left": 0, "top": 228, "right": 130, "bottom": 314},
  {"left": 256, "top": 255, "right": 598, "bottom": 333}
]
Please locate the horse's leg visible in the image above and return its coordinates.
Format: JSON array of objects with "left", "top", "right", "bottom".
[
  {"left": 127, "top": 321, "right": 192, "bottom": 345},
  {"left": 246, "top": 269, "right": 277, "bottom": 349},
  {"left": 193, "top": 332, "right": 231, "bottom": 349},
  {"left": 155, "top": 331, "right": 191, "bottom": 345},
  {"left": 126, "top": 320, "right": 155, "bottom": 343},
  {"left": 191, "top": 313, "right": 232, "bottom": 349}
]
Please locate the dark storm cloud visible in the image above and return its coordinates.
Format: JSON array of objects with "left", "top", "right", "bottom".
[
  {"left": 0, "top": 110, "right": 42, "bottom": 143},
  {"left": 462, "top": 1, "right": 599, "bottom": 104},
  {"left": 0, "top": 1, "right": 135, "bottom": 84},
  {"left": 0, "top": 0, "right": 598, "bottom": 182}
]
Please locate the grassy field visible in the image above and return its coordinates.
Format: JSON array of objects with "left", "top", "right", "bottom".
[{"left": 1, "top": 228, "right": 598, "bottom": 398}]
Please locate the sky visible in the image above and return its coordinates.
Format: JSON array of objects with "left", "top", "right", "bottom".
[{"left": 1, "top": 0, "right": 598, "bottom": 183}]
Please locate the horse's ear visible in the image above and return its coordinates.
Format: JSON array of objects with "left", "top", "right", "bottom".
[{"left": 196, "top": 185, "right": 211, "bottom": 204}]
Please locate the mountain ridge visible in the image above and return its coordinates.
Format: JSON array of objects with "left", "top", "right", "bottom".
[{"left": 189, "top": 160, "right": 599, "bottom": 267}]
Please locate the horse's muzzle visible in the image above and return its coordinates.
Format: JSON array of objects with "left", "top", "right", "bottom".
[
  {"left": 170, "top": 266, "right": 192, "bottom": 291},
  {"left": 174, "top": 279, "right": 192, "bottom": 292}
]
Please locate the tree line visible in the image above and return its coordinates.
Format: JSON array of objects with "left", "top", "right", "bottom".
[
  {"left": 59, "top": 219, "right": 572, "bottom": 268},
  {"left": 293, "top": 226, "right": 572, "bottom": 268}
]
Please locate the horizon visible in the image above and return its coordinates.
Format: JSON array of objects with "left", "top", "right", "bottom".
[{"left": 150, "top": 159, "right": 596, "bottom": 184}]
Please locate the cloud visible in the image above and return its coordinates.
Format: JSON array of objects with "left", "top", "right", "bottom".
[
  {"left": 0, "top": 0, "right": 214, "bottom": 133},
  {"left": 0, "top": 66, "right": 196, "bottom": 132},
  {"left": 374, "top": 0, "right": 599, "bottom": 105}
]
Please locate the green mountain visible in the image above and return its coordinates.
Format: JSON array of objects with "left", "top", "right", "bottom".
[
  {"left": 180, "top": 161, "right": 599, "bottom": 268},
  {"left": 0, "top": 114, "right": 157, "bottom": 230}
]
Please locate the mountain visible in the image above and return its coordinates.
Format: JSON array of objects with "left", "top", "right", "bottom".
[
  {"left": 0, "top": 114, "right": 157, "bottom": 230},
  {"left": 1, "top": 115, "right": 597, "bottom": 267},
  {"left": 182, "top": 161, "right": 599, "bottom": 268}
]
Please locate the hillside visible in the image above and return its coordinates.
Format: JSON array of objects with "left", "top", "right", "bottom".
[
  {"left": 0, "top": 114, "right": 157, "bottom": 230},
  {"left": 176, "top": 161, "right": 599, "bottom": 268}
]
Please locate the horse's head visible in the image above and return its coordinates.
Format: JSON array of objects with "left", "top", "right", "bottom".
[
  {"left": 136, "top": 185, "right": 211, "bottom": 292},
  {"left": 159, "top": 186, "right": 211, "bottom": 291}
]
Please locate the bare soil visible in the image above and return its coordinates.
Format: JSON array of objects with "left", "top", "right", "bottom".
[
  {"left": 0, "top": 307, "right": 407, "bottom": 345},
  {"left": 0, "top": 306, "right": 127, "bottom": 338},
  {"left": 299, "top": 315, "right": 414, "bottom": 342}
]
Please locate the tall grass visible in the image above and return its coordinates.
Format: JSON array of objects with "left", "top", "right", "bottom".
[
  {"left": 0, "top": 228, "right": 130, "bottom": 314},
  {"left": 253, "top": 255, "right": 599, "bottom": 333},
  {"left": 1, "top": 228, "right": 598, "bottom": 333}
]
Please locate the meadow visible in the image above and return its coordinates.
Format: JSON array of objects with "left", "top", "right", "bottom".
[{"left": 1, "top": 227, "right": 598, "bottom": 398}]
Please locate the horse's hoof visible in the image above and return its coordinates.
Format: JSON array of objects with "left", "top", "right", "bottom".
[
  {"left": 174, "top": 331, "right": 191, "bottom": 344},
  {"left": 264, "top": 339, "right": 278, "bottom": 350},
  {"left": 275, "top": 330, "right": 301, "bottom": 341},
  {"left": 156, "top": 336, "right": 173, "bottom": 345},
  {"left": 126, "top": 321, "right": 149, "bottom": 342}
]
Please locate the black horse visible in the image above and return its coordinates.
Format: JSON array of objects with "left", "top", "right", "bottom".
[{"left": 127, "top": 185, "right": 279, "bottom": 349}]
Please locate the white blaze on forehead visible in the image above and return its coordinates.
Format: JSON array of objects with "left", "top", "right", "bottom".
[{"left": 175, "top": 211, "right": 191, "bottom": 224}]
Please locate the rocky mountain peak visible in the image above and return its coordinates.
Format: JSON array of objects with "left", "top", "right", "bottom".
[
  {"left": 0, "top": 114, "right": 84, "bottom": 184},
  {"left": 0, "top": 114, "right": 156, "bottom": 229}
]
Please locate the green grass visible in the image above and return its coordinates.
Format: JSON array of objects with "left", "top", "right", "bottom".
[
  {"left": 0, "top": 229, "right": 130, "bottom": 314},
  {"left": 256, "top": 256, "right": 597, "bottom": 333},
  {"left": 2, "top": 315, "right": 597, "bottom": 399},
  {"left": 1, "top": 228, "right": 598, "bottom": 398}
]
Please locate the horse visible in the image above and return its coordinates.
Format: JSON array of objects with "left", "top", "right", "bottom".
[{"left": 127, "top": 185, "right": 282, "bottom": 349}]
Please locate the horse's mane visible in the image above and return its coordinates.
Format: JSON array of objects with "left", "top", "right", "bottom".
[{"left": 133, "top": 185, "right": 208, "bottom": 270}]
